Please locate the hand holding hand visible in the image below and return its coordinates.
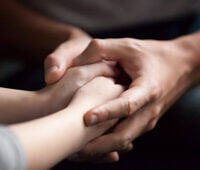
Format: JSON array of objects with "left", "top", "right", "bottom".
[
  {"left": 70, "top": 38, "right": 200, "bottom": 162},
  {"left": 66, "top": 76, "right": 124, "bottom": 155},
  {"left": 40, "top": 62, "right": 116, "bottom": 114}
]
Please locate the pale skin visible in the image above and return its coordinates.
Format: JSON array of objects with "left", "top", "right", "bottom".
[
  {"left": 0, "top": 63, "right": 116, "bottom": 124},
  {"left": 0, "top": 46, "right": 122, "bottom": 169},
  {"left": 10, "top": 76, "right": 123, "bottom": 170}
]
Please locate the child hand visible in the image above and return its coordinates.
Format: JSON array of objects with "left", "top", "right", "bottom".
[
  {"left": 67, "top": 77, "right": 124, "bottom": 152},
  {"left": 40, "top": 62, "right": 116, "bottom": 114}
]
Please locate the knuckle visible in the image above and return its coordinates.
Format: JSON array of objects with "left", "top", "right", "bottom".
[
  {"left": 122, "top": 38, "right": 133, "bottom": 45},
  {"left": 122, "top": 38, "right": 143, "bottom": 52},
  {"left": 117, "top": 96, "right": 132, "bottom": 116},
  {"left": 127, "top": 98, "right": 139, "bottom": 115},
  {"left": 150, "top": 92, "right": 159, "bottom": 101},
  {"left": 69, "top": 67, "right": 88, "bottom": 79},
  {"left": 149, "top": 84, "right": 161, "bottom": 101},
  {"left": 90, "top": 39, "right": 102, "bottom": 49},
  {"left": 116, "top": 133, "right": 132, "bottom": 151},
  {"left": 67, "top": 67, "right": 90, "bottom": 88}
]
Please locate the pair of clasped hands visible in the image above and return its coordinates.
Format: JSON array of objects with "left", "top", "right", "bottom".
[{"left": 44, "top": 29, "right": 199, "bottom": 163}]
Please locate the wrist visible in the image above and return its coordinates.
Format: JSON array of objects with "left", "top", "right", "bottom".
[
  {"left": 172, "top": 35, "right": 200, "bottom": 85},
  {"left": 57, "top": 105, "right": 91, "bottom": 154},
  {"left": 34, "top": 88, "right": 58, "bottom": 116},
  {"left": 37, "top": 84, "right": 75, "bottom": 115}
]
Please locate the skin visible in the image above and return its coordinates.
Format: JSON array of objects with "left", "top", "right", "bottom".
[
  {"left": 1, "top": 0, "right": 117, "bottom": 164},
  {"left": 44, "top": 28, "right": 91, "bottom": 84},
  {"left": 2, "top": 0, "right": 200, "bottom": 163},
  {"left": 64, "top": 33, "right": 200, "bottom": 162},
  {"left": 0, "top": 63, "right": 116, "bottom": 124},
  {"left": 10, "top": 77, "right": 124, "bottom": 170}
]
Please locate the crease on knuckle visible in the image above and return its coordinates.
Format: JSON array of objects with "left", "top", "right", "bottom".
[
  {"left": 74, "top": 67, "right": 89, "bottom": 80},
  {"left": 106, "top": 107, "right": 117, "bottom": 121},
  {"left": 127, "top": 98, "right": 134, "bottom": 116},
  {"left": 127, "top": 96, "right": 143, "bottom": 116},
  {"left": 149, "top": 83, "right": 162, "bottom": 101}
]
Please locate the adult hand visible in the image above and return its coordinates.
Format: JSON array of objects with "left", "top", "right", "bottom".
[
  {"left": 70, "top": 38, "right": 200, "bottom": 162},
  {"left": 44, "top": 28, "right": 91, "bottom": 84}
]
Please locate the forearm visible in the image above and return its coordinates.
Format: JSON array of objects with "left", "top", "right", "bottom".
[
  {"left": 10, "top": 103, "right": 116, "bottom": 170},
  {"left": 1, "top": 0, "right": 78, "bottom": 60},
  {"left": 0, "top": 87, "right": 51, "bottom": 124}
]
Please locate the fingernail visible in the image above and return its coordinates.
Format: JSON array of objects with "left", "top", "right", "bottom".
[{"left": 88, "top": 114, "right": 98, "bottom": 125}]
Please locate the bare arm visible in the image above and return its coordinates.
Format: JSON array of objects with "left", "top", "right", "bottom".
[
  {"left": 10, "top": 77, "right": 123, "bottom": 170},
  {"left": 0, "top": 62, "right": 115, "bottom": 124},
  {"left": 0, "top": 88, "right": 50, "bottom": 124}
]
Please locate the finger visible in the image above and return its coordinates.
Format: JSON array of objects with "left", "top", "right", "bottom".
[
  {"left": 44, "top": 53, "right": 67, "bottom": 84},
  {"left": 114, "top": 102, "right": 161, "bottom": 133},
  {"left": 118, "top": 143, "right": 134, "bottom": 154},
  {"left": 82, "top": 105, "right": 154, "bottom": 154},
  {"left": 80, "top": 133, "right": 133, "bottom": 155},
  {"left": 45, "top": 40, "right": 84, "bottom": 84},
  {"left": 92, "top": 152, "right": 119, "bottom": 164},
  {"left": 72, "top": 39, "right": 127, "bottom": 67},
  {"left": 69, "top": 151, "right": 119, "bottom": 163},
  {"left": 73, "top": 62, "right": 118, "bottom": 85},
  {"left": 84, "top": 86, "right": 150, "bottom": 126}
]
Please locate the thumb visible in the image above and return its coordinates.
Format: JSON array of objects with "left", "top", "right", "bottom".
[
  {"left": 44, "top": 38, "right": 86, "bottom": 84},
  {"left": 72, "top": 38, "right": 123, "bottom": 67},
  {"left": 44, "top": 53, "right": 68, "bottom": 84}
]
